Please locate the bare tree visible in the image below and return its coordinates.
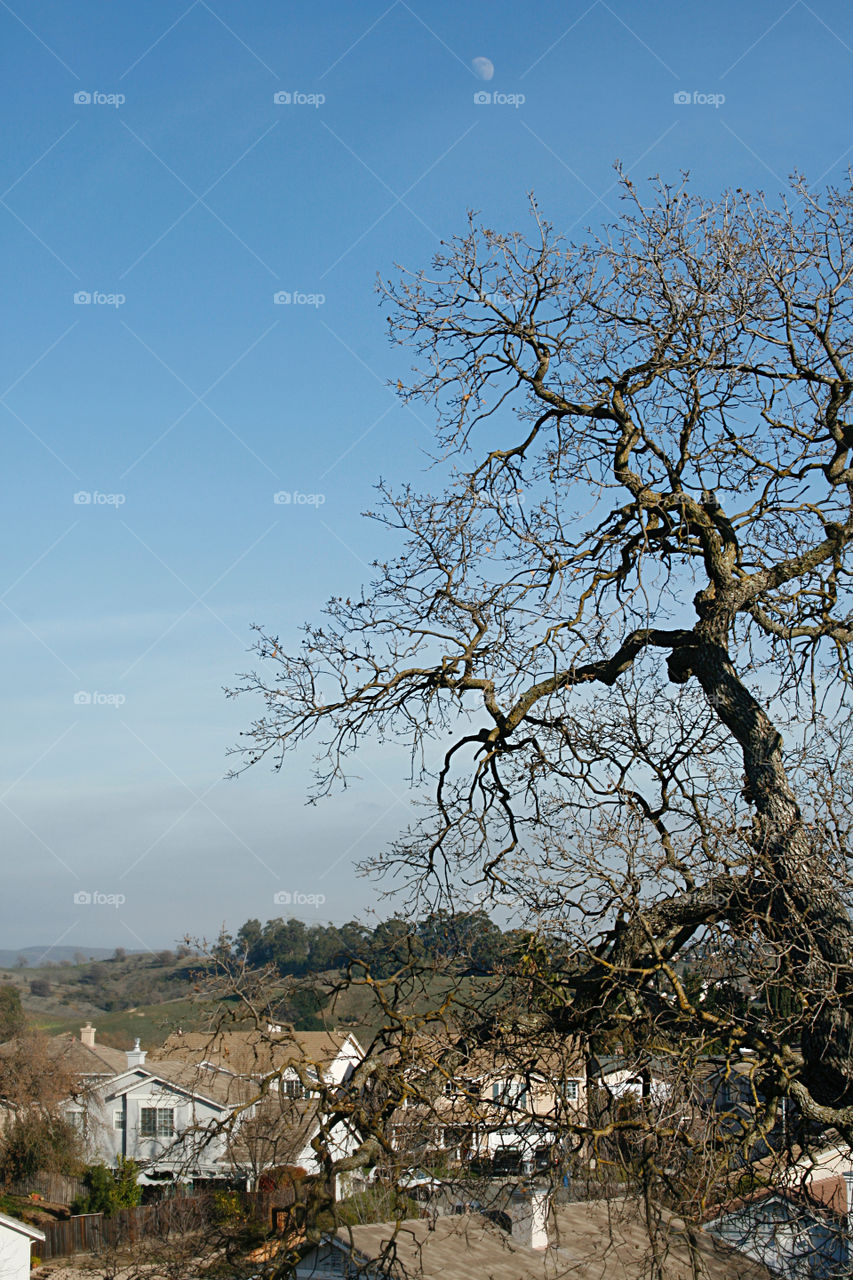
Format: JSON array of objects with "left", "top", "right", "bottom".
[{"left": 229, "top": 172, "right": 853, "bottom": 1262}]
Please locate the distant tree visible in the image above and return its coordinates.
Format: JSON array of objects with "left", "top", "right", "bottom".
[
  {"left": 235, "top": 918, "right": 263, "bottom": 959},
  {"left": 112, "top": 947, "right": 127, "bottom": 961},
  {"left": 80, "top": 962, "right": 109, "bottom": 987},
  {"left": 14, "top": 955, "right": 28, "bottom": 969},
  {"left": 0, "top": 984, "right": 25, "bottom": 1041},
  {"left": 28, "top": 978, "right": 51, "bottom": 999}
]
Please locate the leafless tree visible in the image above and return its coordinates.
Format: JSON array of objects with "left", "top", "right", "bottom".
[{"left": 228, "top": 171, "right": 853, "bottom": 1263}]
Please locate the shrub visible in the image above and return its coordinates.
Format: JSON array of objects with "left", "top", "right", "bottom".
[{"left": 72, "top": 1157, "right": 141, "bottom": 1217}]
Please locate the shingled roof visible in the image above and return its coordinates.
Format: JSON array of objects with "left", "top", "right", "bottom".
[
  {"left": 321, "top": 1200, "right": 770, "bottom": 1280},
  {"left": 151, "top": 1029, "right": 355, "bottom": 1078}
]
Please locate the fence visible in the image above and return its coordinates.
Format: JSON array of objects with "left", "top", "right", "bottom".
[
  {"left": 40, "top": 1195, "right": 211, "bottom": 1260},
  {"left": 7, "top": 1171, "right": 87, "bottom": 1204},
  {"left": 39, "top": 1190, "right": 300, "bottom": 1261}
]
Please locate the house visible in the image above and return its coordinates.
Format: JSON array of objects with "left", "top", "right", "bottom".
[
  {"left": 390, "top": 1033, "right": 587, "bottom": 1172},
  {"left": 68, "top": 1028, "right": 367, "bottom": 1192},
  {"left": 0, "top": 1212, "right": 45, "bottom": 1280},
  {"left": 66, "top": 1048, "right": 254, "bottom": 1187},
  {"left": 705, "top": 1188, "right": 849, "bottom": 1278},
  {"left": 591, "top": 1055, "right": 672, "bottom": 1108}
]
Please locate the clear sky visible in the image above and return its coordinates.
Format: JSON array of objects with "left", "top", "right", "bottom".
[{"left": 1, "top": 0, "right": 852, "bottom": 955}]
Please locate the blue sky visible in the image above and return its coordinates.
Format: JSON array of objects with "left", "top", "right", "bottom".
[{"left": 1, "top": 0, "right": 852, "bottom": 955}]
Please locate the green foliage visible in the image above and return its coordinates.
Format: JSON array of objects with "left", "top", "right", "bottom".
[
  {"left": 72, "top": 1157, "right": 141, "bottom": 1216},
  {"left": 234, "top": 910, "right": 517, "bottom": 979}
]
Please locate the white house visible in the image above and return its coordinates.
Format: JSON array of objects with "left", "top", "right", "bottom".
[
  {"left": 67, "top": 1029, "right": 367, "bottom": 1191},
  {"left": 0, "top": 1212, "right": 45, "bottom": 1280}
]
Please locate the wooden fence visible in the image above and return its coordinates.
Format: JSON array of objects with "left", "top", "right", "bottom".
[
  {"left": 39, "top": 1190, "right": 299, "bottom": 1261},
  {"left": 40, "top": 1195, "right": 211, "bottom": 1260},
  {"left": 7, "top": 1171, "right": 87, "bottom": 1203}
]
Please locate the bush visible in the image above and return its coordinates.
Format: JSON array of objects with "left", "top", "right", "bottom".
[
  {"left": 0, "top": 1112, "right": 82, "bottom": 1183},
  {"left": 29, "top": 979, "right": 51, "bottom": 999},
  {"left": 72, "top": 1157, "right": 141, "bottom": 1217}
]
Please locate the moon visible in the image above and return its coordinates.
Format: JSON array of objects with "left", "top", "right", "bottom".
[{"left": 472, "top": 57, "right": 495, "bottom": 81}]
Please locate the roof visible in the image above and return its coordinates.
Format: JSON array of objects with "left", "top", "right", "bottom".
[
  {"left": 151, "top": 1029, "right": 358, "bottom": 1078},
  {"left": 322, "top": 1200, "right": 769, "bottom": 1280},
  {"left": 106, "top": 1061, "right": 256, "bottom": 1109},
  {"left": 0, "top": 1031, "right": 127, "bottom": 1078},
  {"left": 333, "top": 1213, "right": 551, "bottom": 1280},
  {"left": 551, "top": 1200, "right": 770, "bottom": 1279},
  {"left": 0, "top": 1211, "right": 46, "bottom": 1241}
]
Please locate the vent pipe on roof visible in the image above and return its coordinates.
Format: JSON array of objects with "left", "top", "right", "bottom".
[{"left": 80, "top": 1023, "right": 96, "bottom": 1047}]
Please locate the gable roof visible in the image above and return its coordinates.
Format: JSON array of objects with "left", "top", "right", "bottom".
[
  {"left": 104, "top": 1061, "right": 255, "bottom": 1110},
  {"left": 0, "top": 1030, "right": 127, "bottom": 1078},
  {"left": 0, "top": 1211, "right": 46, "bottom": 1242},
  {"left": 151, "top": 1029, "right": 359, "bottom": 1078}
]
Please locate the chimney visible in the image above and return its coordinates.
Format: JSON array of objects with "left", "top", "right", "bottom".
[
  {"left": 509, "top": 1185, "right": 550, "bottom": 1251},
  {"left": 80, "top": 1023, "right": 96, "bottom": 1047},
  {"left": 126, "top": 1038, "right": 147, "bottom": 1068}
]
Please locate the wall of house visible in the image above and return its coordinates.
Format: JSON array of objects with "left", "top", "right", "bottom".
[{"left": 70, "top": 1075, "right": 233, "bottom": 1179}]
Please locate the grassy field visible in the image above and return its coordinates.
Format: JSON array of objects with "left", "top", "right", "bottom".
[{"left": 0, "top": 949, "right": 499, "bottom": 1051}]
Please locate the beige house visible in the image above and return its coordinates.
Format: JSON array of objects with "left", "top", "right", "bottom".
[{"left": 391, "top": 1034, "right": 587, "bottom": 1169}]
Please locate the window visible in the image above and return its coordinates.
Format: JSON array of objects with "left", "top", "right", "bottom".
[
  {"left": 282, "top": 1079, "right": 308, "bottom": 1100},
  {"left": 564, "top": 1079, "right": 579, "bottom": 1101},
  {"left": 113, "top": 1110, "right": 125, "bottom": 1130},
  {"left": 140, "top": 1107, "right": 174, "bottom": 1137},
  {"left": 66, "top": 1110, "right": 84, "bottom": 1131}
]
